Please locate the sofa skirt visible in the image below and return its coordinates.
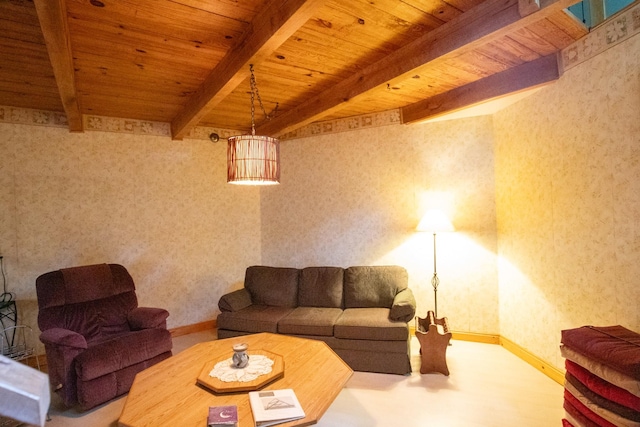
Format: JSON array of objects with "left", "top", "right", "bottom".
[{"left": 215, "top": 329, "right": 411, "bottom": 375}]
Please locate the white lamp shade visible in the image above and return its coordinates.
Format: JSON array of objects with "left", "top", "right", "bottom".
[
  {"left": 227, "top": 134, "right": 280, "bottom": 185},
  {"left": 417, "top": 209, "right": 454, "bottom": 233}
]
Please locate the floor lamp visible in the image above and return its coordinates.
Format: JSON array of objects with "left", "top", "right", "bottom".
[{"left": 417, "top": 209, "right": 454, "bottom": 318}]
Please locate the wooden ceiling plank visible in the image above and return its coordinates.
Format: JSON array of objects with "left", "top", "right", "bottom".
[
  {"left": 33, "top": 0, "right": 83, "bottom": 131},
  {"left": 71, "top": 37, "right": 221, "bottom": 76},
  {"left": 67, "top": 19, "right": 232, "bottom": 61},
  {"left": 167, "top": 0, "right": 270, "bottom": 21},
  {"left": 0, "top": 1, "right": 41, "bottom": 25},
  {"left": 288, "top": 26, "right": 391, "bottom": 70},
  {"left": 66, "top": 0, "right": 245, "bottom": 50},
  {"left": 492, "top": 35, "right": 542, "bottom": 61},
  {"left": 474, "top": 41, "right": 528, "bottom": 67},
  {"left": 401, "top": 53, "right": 559, "bottom": 123},
  {"left": 256, "top": 0, "right": 578, "bottom": 137},
  {"left": 365, "top": 0, "right": 449, "bottom": 30},
  {"left": 327, "top": 0, "right": 451, "bottom": 38},
  {"left": 546, "top": 9, "right": 588, "bottom": 39},
  {"left": 170, "top": 0, "right": 329, "bottom": 140},
  {"left": 526, "top": 17, "right": 579, "bottom": 49},
  {"left": 0, "top": 81, "right": 61, "bottom": 98},
  {"left": 2, "top": 19, "right": 47, "bottom": 45},
  {"left": 403, "top": 0, "right": 466, "bottom": 22},
  {"left": 508, "top": 26, "right": 559, "bottom": 55},
  {"left": 442, "top": 0, "right": 485, "bottom": 12},
  {"left": 0, "top": 92, "right": 64, "bottom": 112}
]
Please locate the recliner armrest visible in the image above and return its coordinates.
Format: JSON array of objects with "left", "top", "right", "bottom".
[
  {"left": 389, "top": 288, "right": 416, "bottom": 322},
  {"left": 40, "top": 327, "right": 88, "bottom": 349},
  {"left": 218, "top": 288, "right": 252, "bottom": 312},
  {"left": 128, "top": 307, "right": 170, "bottom": 330}
]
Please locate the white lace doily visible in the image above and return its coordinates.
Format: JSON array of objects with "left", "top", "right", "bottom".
[{"left": 209, "top": 355, "right": 274, "bottom": 382}]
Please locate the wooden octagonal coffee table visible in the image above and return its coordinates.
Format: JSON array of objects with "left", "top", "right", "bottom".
[{"left": 118, "top": 333, "right": 353, "bottom": 427}]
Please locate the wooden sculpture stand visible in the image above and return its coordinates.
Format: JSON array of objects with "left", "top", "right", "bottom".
[{"left": 415, "top": 310, "right": 452, "bottom": 375}]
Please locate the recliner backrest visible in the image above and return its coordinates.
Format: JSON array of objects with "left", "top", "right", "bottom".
[{"left": 36, "top": 263, "right": 138, "bottom": 343}]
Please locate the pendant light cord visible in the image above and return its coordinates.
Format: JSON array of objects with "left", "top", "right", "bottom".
[{"left": 249, "top": 64, "right": 278, "bottom": 133}]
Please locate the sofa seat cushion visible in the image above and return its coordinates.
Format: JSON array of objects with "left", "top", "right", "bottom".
[
  {"left": 334, "top": 308, "right": 409, "bottom": 341},
  {"left": 75, "top": 328, "right": 172, "bottom": 381},
  {"left": 217, "top": 305, "right": 294, "bottom": 334},
  {"left": 278, "top": 307, "right": 343, "bottom": 337}
]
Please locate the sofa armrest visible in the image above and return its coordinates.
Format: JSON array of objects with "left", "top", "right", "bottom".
[
  {"left": 128, "top": 307, "right": 170, "bottom": 330},
  {"left": 389, "top": 288, "right": 416, "bottom": 322},
  {"left": 218, "top": 288, "right": 253, "bottom": 312},
  {"left": 40, "top": 327, "right": 88, "bottom": 349}
]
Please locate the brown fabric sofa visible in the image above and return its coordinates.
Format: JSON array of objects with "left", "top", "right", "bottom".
[
  {"left": 217, "top": 265, "right": 416, "bottom": 375},
  {"left": 36, "top": 263, "right": 173, "bottom": 411}
]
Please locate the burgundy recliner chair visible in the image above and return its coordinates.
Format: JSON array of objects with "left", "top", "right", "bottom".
[{"left": 36, "top": 263, "right": 173, "bottom": 410}]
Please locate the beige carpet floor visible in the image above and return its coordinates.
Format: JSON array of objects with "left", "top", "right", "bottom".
[{"left": 42, "top": 330, "right": 564, "bottom": 426}]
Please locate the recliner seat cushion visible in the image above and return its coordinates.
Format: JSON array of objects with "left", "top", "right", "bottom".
[
  {"left": 217, "top": 305, "right": 294, "bottom": 334},
  {"left": 344, "top": 266, "right": 408, "bottom": 308},
  {"left": 75, "top": 328, "right": 172, "bottom": 381},
  {"left": 244, "top": 266, "right": 299, "bottom": 308},
  {"left": 278, "top": 307, "right": 343, "bottom": 336},
  {"left": 298, "top": 267, "right": 344, "bottom": 308},
  {"left": 335, "top": 308, "right": 409, "bottom": 341}
]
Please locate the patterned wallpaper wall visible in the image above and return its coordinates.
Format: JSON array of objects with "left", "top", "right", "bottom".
[
  {"left": 1, "top": 4, "right": 637, "bottom": 371},
  {"left": 494, "top": 33, "right": 640, "bottom": 370},
  {"left": 261, "top": 116, "right": 500, "bottom": 333},
  {"left": 0, "top": 124, "right": 261, "bottom": 340}
]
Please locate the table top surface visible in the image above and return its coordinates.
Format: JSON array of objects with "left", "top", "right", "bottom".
[{"left": 118, "top": 333, "right": 353, "bottom": 427}]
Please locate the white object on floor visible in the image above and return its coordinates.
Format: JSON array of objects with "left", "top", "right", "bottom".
[{"left": 0, "top": 354, "right": 50, "bottom": 427}]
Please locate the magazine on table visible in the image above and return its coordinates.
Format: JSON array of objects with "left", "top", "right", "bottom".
[
  {"left": 248, "top": 388, "right": 305, "bottom": 427},
  {"left": 208, "top": 405, "right": 238, "bottom": 427}
]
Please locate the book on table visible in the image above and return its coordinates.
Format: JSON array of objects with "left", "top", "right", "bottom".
[
  {"left": 248, "top": 388, "right": 306, "bottom": 427},
  {"left": 208, "top": 405, "right": 238, "bottom": 427}
]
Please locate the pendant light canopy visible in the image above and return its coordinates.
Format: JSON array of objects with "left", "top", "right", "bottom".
[{"left": 227, "top": 65, "right": 280, "bottom": 185}]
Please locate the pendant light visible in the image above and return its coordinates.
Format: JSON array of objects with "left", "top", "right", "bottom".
[{"left": 227, "top": 65, "right": 280, "bottom": 185}]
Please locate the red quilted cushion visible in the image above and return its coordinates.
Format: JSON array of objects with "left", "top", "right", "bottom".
[
  {"left": 566, "top": 359, "right": 640, "bottom": 412},
  {"left": 562, "top": 326, "right": 640, "bottom": 379},
  {"left": 564, "top": 389, "right": 616, "bottom": 427}
]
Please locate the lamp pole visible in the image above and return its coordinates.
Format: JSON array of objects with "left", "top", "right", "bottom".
[
  {"left": 416, "top": 208, "right": 453, "bottom": 319},
  {"left": 431, "top": 232, "right": 439, "bottom": 318}
]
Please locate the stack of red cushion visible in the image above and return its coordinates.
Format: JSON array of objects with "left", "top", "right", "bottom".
[{"left": 561, "top": 325, "right": 640, "bottom": 426}]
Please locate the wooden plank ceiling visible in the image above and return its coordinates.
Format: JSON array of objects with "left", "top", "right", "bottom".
[{"left": 0, "top": 0, "right": 586, "bottom": 139}]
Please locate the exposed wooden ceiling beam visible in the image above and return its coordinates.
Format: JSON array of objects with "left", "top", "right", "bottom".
[
  {"left": 401, "top": 53, "right": 560, "bottom": 124},
  {"left": 256, "top": 0, "right": 579, "bottom": 137},
  {"left": 170, "top": 0, "right": 327, "bottom": 140},
  {"left": 33, "top": 0, "right": 83, "bottom": 132}
]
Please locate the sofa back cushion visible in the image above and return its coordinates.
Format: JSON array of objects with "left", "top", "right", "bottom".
[
  {"left": 245, "top": 266, "right": 300, "bottom": 308},
  {"left": 299, "top": 267, "right": 344, "bottom": 308},
  {"left": 344, "top": 266, "right": 408, "bottom": 308}
]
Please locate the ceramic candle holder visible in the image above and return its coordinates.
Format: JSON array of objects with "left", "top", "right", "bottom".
[{"left": 232, "top": 343, "right": 249, "bottom": 368}]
